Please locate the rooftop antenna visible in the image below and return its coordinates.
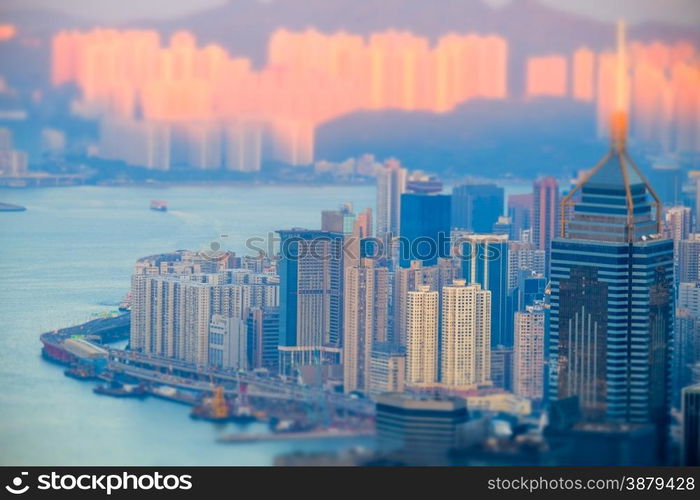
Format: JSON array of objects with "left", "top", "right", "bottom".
[
  {"left": 560, "top": 19, "right": 663, "bottom": 239},
  {"left": 611, "top": 18, "right": 628, "bottom": 152}
]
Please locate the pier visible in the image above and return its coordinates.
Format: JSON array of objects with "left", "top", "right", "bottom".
[
  {"left": 107, "top": 349, "right": 375, "bottom": 417},
  {"left": 218, "top": 429, "right": 375, "bottom": 444}
]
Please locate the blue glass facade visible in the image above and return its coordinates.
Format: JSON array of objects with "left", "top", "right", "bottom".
[
  {"left": 458, "top": 236, "right": 510, "bottom": 347},
  {"left": 277, "top": 229, "right": 344, "bottom": 349},
  {"left": 399, "top": 193, "right": 451, "bottom": 268},
  {"left": 550, "top": 144, "right": 673, "bottom": 449},
  {"left": 549, "top": 238, "right": 673, "bottom": 425},
  {"left": 451, "top": 183, "right": 504, "bottom": 233}
]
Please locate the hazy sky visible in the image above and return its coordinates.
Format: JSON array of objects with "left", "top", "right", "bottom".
[{"left": 1, "top": 0, "right": 699, "bottom": 26}]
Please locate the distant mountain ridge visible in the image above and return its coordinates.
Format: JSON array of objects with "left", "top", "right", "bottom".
[
  {"left": 316, "top": 97, "right": 608, "bottom": 179},
  {"left": 5, "top": 0, "right": 700, "bottom": 62},
  {"left": 145, "top": 0, "right": 700, "bottom": 66}
]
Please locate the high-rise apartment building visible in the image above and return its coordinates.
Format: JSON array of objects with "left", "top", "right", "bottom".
[
  {"left": 456, "top": 233, "right": 510, "bottom": 347},
  {"left": 532, "top": 176, "right": 560, "bottom": 273},
  {"left": 664, "top": 206, "right": 692, "bottom": 243},
  {"left": 406, "top": 285, "right": 439, "bottom": 386},
  {"left": 678, "top": 234, "right": 700, "bottom": 282},
  {"left": 208, "top": 314, "right": 247, "bottom": 370},
  {"left": 665, "top": 206, "right": 693, "bottom": 284},
  {"left": 129, "top": 252, "right": 280, "bottom": 365},
  {"left": 513, "top": 304, "right": 546, "bottom": 402},
  {"left": 679, "top": 282, "right": 700, "bottom": 315},
  {"left": 440, "top": 280, "right": 491, "bottom": 389},
  {"left": 391, "top": 258, "right": 455, "bottom": 345},
  {"left": 375, "top": 158, "right": 406, "bottom": 241},
  {"left": 673, "top": 308, "right": 700, "bottom": 408},
  {"left": 343, "top": 259, "right": 389, "bottom": 394}
]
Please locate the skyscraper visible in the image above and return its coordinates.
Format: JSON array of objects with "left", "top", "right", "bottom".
[
  {"left": 650, "top": 163, "right": 684, "bottom": 206},
  {"left": 246, "top": 306, "right": 279, "bottom": 371},
  {"left": 548, "top": 26, "right": 675, "bottom": 463},
  {"left": 664, "top": 205, "right": 692, "bottom": 243},
  {"left": 277, "top": 229, "right": 344, "bottom": 371},
  {"left": 321, "top": 202, "right": 356, "bottom": 234},
  {"left": 490, "top": 347, "right": 513, "bottom": 391},
  {"left": 375, "top": 158, "right": 406, "bottom": 241},
  {"left": 406, "top": 285, "right": 439, "bottom": 386},
  {"left": 550, "top": 98, "right": 672, "bottom": 455},
  {"left": 392, "top": 261, "right": 433, "bottom": 346},
  {"left": 532, "top": 176, "right": 560, "bottom": 273},
  {"left": 343, "top": 259, "right": 389, "bottom": 394},
  {"left": 678, "top": 234, "right": 700, "bottom": 282},
  {"left": 508, "top": 193, "right": 533, "bottom": 241},
  {"left": 673, "top": 308, "right": 699, "bottom": 408},
  {"left": 399, "top": 192, "right": 451, "bottom": 268},
  {"left": 507, "top": 241, "right": 546, "bottom": 290},
  {"left": 440, "top": 280, "right": 491, "bottom": 389},
  {"left": 492, "top": 216, "right": 515, "bottom": 240},
  {"left": 512, "top": 270, "right": 548, "bottom": 312},
  {"left": 451, "top": 183, "right": 504, "bottom": 233},
  {"left": 514, "top": 304, "right": 546, "bottom": 402},
  {"left": 391, "top": 258, "right": 455, "bottom": 345},
  {"left": 679, "top": 282, "right": 700, "bottom": 315},
  {"left": 129, "top": 256, "right": 280, "bottom": 368},
  {"left": 456, "top": 233, "right": 510, "bottom": 347}
]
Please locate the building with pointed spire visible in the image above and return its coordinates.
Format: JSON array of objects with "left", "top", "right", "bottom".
[{"left": 549, "top": 20, "right": 673, "bottom": 460}]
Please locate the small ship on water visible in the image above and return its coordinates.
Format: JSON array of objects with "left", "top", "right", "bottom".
[{"left": 150, "top": 200, "right": 167, "bottom": 212}]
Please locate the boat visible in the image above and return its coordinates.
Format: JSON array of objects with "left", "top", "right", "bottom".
[
  {"left": 94, "top": 381, "right": 147, "bottom": 398},
  {"left": 148, "top": 385, "right": 198, "bottom": 405},
  {"left": 190, "top": 386, "right": 232, "bottom": 422},
  {"left": 230, "top": 404, "right": 257, "bottom": 424},
  {"left": 0, "top": 202, "right": 26, "bottom": 212},
  {"left": 150, "top": 200, "right": 167, "bottom": 212},
  {"left": 64, "top": 365, "right": 96, "bottom": 380}
]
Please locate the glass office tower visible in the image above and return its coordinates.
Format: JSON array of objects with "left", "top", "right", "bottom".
[
  {"left": 451, "top": 183, "right": 504, "bottom": 233},
  {"left": 549, "top": 114, "right": 673, "bottom": 455},
  {"left": 457, "top": 233, "right": 510, "bottom": 348},
  {"left": 399, "top": 193, "right": 451, "bottom": 268},
  {"left": 277, "top": 229, "right": 344, "bottom": 371}
]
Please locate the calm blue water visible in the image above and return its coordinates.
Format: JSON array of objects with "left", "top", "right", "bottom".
[
  {"left": 0, "top": 181, "right": 529, "bottom": 465},
  {"left": 0, "top": 184, "right": 380, "bottom": 465}
]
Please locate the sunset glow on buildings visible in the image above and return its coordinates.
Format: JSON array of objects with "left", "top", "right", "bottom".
[{"left": 51, "top": 27, "right": 700, "bottom": 169}]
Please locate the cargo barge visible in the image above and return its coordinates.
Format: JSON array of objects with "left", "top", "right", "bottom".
[{"left": 94, "top": 381, "right": 147, "bottom": 398}]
